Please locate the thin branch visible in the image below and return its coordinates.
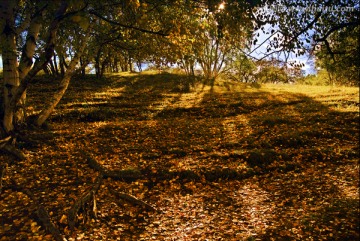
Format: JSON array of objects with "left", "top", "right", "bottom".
[
  {"left": 60, "top": 2, "right": 89, "bottom": 21},
  {"left": 89, "top": 10, "right": 169, "bottom": 36},
  {"left": 109, "top": 189, "right": 157, "bottom": 212},
  {"left": 315, "top": 21, "right": 360, "bottom": 42},
  {"left": 249, "top": 30, "right": 279, "bottom": 56}
]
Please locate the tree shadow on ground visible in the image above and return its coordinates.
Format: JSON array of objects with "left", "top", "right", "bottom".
[
  {"left": 76, "top": 75, "right": 358, "bottom": 239},
  {"left": 2, "top": 74, "right": 358, "bottom": 240},
  {"left": 46, "top": 73, "right": 199, "bottom": 123}
]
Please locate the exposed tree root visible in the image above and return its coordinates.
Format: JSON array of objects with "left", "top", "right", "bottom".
[
  {"left": 86, "top": 153, "right": 141, "bottom": 181},
  {"left": 0, "top": 135, "right": 27, "bottom": 160},
  {"left": 109, "top": 189, "right": 157, "bottom": 212},
  {"left": 0, "top": 136, "right": 11, "bottom": 148},
  {"left": 67, "top": 169, "right": 157, "bottom": 231},
  {"left": 85, "top": 154, "right": 156, "bottom": 211},
  {"left": 2, "top": 144, "right": 27, "bottom": 160},
  {"left": 36, "top": 206, "right": 67, "bottom": 241},
  {"left": 9, "top": 179, "right": 66, "bottom": 241},
  {"left": 67, "top": 173, "right": 103, "bottom": 230}
]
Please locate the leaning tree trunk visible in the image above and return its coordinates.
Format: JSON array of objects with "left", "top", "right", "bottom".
[
  {"left": 17, "top": 13, "right": 43, "bottom": 119},
  {"left": 35, "top": 32, "right": 89, "bottom": 127}
]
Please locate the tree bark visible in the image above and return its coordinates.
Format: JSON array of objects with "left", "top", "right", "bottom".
[
  {"left": 49, "top": 60, "right": 56, "bottom": 75},
  {"left": 18, "top": 13, "right": 43, "bottom": 80},
  {"left": 53, "top": 53, "right": 59, "bottom": 75},
  {"left": 1, "top": 0, "right": 20, "bottom": 133},
  {"left": 100, "top": 57, "right": 108, "bottom": 77}
]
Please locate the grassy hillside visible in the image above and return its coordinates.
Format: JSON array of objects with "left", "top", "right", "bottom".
[{"left": 1, "top": 72, "right": 359, "bottom": 240}]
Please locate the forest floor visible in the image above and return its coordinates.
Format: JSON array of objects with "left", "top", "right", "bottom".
[{"left": 0, "top": 72, "right": 359, "bottom": 240}]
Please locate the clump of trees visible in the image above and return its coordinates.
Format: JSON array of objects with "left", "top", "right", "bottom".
[{"left": 1, "top": 0, "right": 359, "bottom": 158}]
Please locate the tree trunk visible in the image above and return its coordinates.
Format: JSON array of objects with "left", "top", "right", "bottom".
[
  {"left": 42, "top": 65, "right": 52, "bottom": 75},
  {"left": 80, "top": 57, "right": 86, "bottom": 76},
  {"left": 113, "top": 58, "right": 119, "bottom": 72},
  {"left": 53, "top": 53, "right": 59, "bottom": 75},
  {"left": 12, "top": 3, "right": 67, "bottom": 105},
  {"left": 119, "top": 55, "right": 128, "bottom": 72},
  {"left": 100, "top": 58, "right": 108, "bottom": 77},
  {"left": 128, "top": 56, "right": 133, "bottom": 72},
  {"left": 59, "top": 55, "right": 66, "bottom": 76},
  {"left": 35, "top": 32, "right": 89, "bottom": 127},
  {"left": 49, "top": 60, "right": 56, "bottom": 75},
  {"left": 95, "top": 48, "right": 102, "bottom": 78},
  {"left": 16, "top": 11, "right": 43, "bottom": 123},
  {"left": 1, "top": 1, "right": 68, "bottom": 136},
  {"left": 1, "top": 0, "right": 20, "bottom": 133}
]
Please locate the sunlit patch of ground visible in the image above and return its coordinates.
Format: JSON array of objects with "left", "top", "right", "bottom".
[{"left": 142, "top": 180, "right": 276, "bottom": 240}]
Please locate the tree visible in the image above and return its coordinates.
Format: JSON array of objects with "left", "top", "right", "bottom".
[
  {"left": 34, "top": 24, "right": 90, "bottom": 127},
  {"left": 252, "top": 0, "right": 359, "bottom": 63},
  {"left": 314, "top": 26, "right": 359, "bottom": 85},
  {"left": 0, "top": 0, "right": 68, "bottom": 134},
  {"left": 254, "top": 59, "right": 288, "bottom": 83},
  {"left": 0, "top": 0, "right": 193, "bottom": 157},
  {"left": 2, "top": 0, "right": 357, "bottom": 158},
  {"left": 226, "top": 53, "right": 257, "bottom": 82},
  {"left": 165, "top": 1, "right": 255, "bottom": 82}
]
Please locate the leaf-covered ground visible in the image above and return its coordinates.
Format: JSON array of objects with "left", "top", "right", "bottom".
[{"left": 1, "top": 72, "right": 359, "bottom": 240}]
